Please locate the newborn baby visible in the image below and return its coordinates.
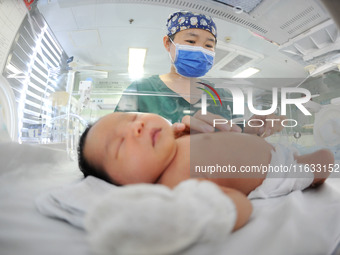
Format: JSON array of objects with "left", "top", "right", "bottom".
[{"left": 78, "top": 112, "right": 333, "bottom": 230}]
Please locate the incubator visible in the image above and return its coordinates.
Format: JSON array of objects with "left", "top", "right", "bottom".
[
  {"left": 0, "top": 1, "right": 338, "bottom": 163},
  {"left": 2, "top": 1, "right": 340, "bottom": 255},
  {"left": 1, "top": 0, "right": 340, "bottom": 158},
  {"left": 0, "top": 0, "right": 339, "bottom": 157}
]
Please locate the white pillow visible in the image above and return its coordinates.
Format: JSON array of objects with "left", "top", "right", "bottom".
[{"left": 0, "top": 104, "right": 11, "bottom": 142}]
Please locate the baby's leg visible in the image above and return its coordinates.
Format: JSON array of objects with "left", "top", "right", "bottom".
[{"left": 295, "top": 149, "right": 334, "bottom": 187}]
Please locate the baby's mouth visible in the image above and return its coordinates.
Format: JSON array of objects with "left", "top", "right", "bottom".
[{"left": 151, "top": 128, "right": 162, "bottom": 147}]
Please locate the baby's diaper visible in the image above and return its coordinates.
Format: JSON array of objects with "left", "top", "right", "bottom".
[{"left": 248, "top": 143, "right": 314, "bottom": 199}]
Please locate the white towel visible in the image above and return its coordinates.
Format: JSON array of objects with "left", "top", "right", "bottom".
[
  {"left": 34, "top": 168, "right": 340, "bottom": 255},
  {"left": 85, "top": 179, "right": 236, "bottom": 255},
  {"left": 36, "top": 177, "right": 237, "bottom": 255},
  {"left": 35, "top": 176, "right": 115, "bottom": 228}
]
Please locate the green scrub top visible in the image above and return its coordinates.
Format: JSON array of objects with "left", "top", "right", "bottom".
[{"left": 115, "top": 75, "right": 237, "bottom": 124}]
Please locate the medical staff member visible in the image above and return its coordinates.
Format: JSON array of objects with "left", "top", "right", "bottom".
[{"left": 115, "top": 10, "right": 283, "bottom": 136}]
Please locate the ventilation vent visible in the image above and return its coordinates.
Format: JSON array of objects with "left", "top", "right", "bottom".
[
  {"left": 286, "top": 13, "right": 321, "bottom": 35},
  {"left": 212, "top": 0, "right": 263, "bottom": 13},
  {"left": 217, "top": 12, "right": 267, "bottom": 34},
  {"left": 220, "top": 55, "right": 253, "bottom": 72},
  {"left": 135, "top": 0, "right": 268, "bottom": 34},
  {"left": 279, "top": 19, "right": 340, "bottom": 70},
  {"left": 59, "top": 0, "right": 269, "bottom": 34},
  {"left": 280, "top": 5, "right": 322, "bottom": 35},
  {"left": 211, "top": 43, "right": 263, "bottom": 76},
  {"left": 280, "top": 6, "right": 315, "bottom": 30},
  {"left": 214, "top": 48, "right": 231, "bottom": 64}
]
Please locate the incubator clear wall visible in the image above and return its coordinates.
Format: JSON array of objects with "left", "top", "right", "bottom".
[
  {"left": 1, "top": 0, "right": 340, "bottom": 160},
  {"left": 1, "top": 6, "right": 86, "bottom": 159}
]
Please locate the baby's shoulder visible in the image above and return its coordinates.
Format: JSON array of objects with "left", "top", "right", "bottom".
[{"left": 190, "top": 131, "right": 244, "bottom": 144}]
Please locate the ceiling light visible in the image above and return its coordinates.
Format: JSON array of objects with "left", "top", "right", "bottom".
[
  {"left": 233, "top": 67, "right": 260, "bottom": 78},
  {"left": 128, "top": 48, "right": 147, "bottom": 80}
]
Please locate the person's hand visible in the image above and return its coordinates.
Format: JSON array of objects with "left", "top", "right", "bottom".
[
  {"left": 172, "top": 122, "right": 190, "bottom": 138},
  {"left": 243, "top": 114, "right": 285, "bottom": 137},
  {"left": 181, "top": 110, "right": 242, "bottom": 134}
]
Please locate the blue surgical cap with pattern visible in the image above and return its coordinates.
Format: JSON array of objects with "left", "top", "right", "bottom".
[{"left": 166, "top": 10, "right": 217, "bottom": 38}]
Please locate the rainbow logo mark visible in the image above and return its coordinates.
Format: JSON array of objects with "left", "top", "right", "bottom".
[{"left": 196, "top": 81, "right": 223, "bottom": 106}]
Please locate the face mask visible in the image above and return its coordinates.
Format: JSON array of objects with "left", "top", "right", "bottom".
[{"left": 170, "top": 40, "right": 215, "bottom": 78}]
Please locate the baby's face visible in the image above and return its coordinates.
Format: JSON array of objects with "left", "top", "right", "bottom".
[{"left": 84, "top": 112, "right": 177, "bottom": 185}]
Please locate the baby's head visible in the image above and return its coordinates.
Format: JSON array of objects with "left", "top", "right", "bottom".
[{"left": 78, "top": 112, "right": 177, "bottom": 185}]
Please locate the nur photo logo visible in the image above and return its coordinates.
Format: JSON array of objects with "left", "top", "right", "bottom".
[
  {"left": 197, "top": 81, "right": 222, "bottom": 115},
  {"left": 197, "top": 81, "right": 312, "bottom": 129}
]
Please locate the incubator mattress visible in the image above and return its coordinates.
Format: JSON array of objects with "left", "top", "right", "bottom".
[{"left": 1, "top": 142, "right": 340, "bottom": 255}]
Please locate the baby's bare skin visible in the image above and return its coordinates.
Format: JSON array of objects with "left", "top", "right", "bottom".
[{"left": 157, "top": 132, "right": 273, "bottom": 195}]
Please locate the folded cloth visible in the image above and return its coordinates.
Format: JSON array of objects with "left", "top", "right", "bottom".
[
  {"left": 85, "top": 179, "right": 236, "bottom": 255},
  {"left": 35, "top": 176, "right": 115, "bottom": 228},
  {"left": 248, "top": 143, "right": 314, "bottom": 199}
]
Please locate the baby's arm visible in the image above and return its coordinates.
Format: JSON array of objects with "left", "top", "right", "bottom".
[
  {"left": 218, "top": 186, "right": 252, "bottom": 231},
  {"left": 295, "top": 149, "right": 333, "bottom": 187}
]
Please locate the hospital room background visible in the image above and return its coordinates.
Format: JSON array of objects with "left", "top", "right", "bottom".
[{"left": 1, "top": 0, "right": 340, "bottom": 255}]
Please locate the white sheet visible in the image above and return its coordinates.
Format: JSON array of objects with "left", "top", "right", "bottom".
[
  {"left": 35, "top": 176, "right": 115, "bottom": 229},
  {"left": 85, "top": 180, "right": 340, "bottom": 255},
  {"left": 0, "top": 142, "right": 89, "bottom": 255},
  {"left": 1, "top": 141, "right": 340, "bottom": 255},
  {"left": 228, "top": 184, "right": 340, "bottom": 255}
]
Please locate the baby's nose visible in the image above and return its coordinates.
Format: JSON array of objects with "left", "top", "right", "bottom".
[{"left": 132, "top": 121, "right": 144, "bottom": 136}]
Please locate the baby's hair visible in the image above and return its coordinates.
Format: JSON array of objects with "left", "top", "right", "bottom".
[{"left": 78, "top": 124, "right": 121, "bottom": 186}]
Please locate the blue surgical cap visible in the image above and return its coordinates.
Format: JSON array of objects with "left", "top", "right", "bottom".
[{"left": 166, "top": 10, "right": 217, "bottom": 38}]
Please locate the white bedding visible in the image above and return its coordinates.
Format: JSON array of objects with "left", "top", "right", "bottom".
[
  {"left": 1, "top": 141, "right": 340, "bottom": 255},
  {"left": 86, "top": 178, "right": 340, "bottom": 255},
  {"left": 0, "top": 143, "right": 89, "bottom": 255}
]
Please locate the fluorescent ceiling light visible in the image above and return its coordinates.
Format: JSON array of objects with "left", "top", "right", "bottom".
[
  {"left": 233, "top": 67, "right": 260, "bottom": 78},
  {"left": 128, "top": 48, "right": 147, "bottom": 80}
]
